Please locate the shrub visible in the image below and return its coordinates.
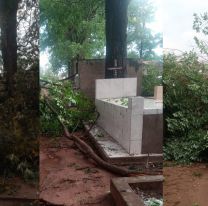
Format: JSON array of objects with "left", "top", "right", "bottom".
[
  {"left": 0, "top": 70, "right": 39, "bottom": 180},
  {"left": 142, "top": 64, "right": 162, "bottom": 96},
  {"left": 40, "top": 80, "right": 96, "bottom": 136},
  {"left": 163, "top": 52, "right": 208, "bottom": 163}
]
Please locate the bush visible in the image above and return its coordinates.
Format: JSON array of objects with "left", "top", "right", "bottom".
[
  {"left": 40, "top": 80, "right": 96, "bottom": 136},
  {"left": 0, "top": 70, "right": 39, "bottom": 180},
  {"left": 163, "top": 52, "right": 208, "bottom": 163},
  {"left": 142, "top": 64, "right": 162, "bottom": 96}
]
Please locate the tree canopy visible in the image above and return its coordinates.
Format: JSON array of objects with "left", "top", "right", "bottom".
[
  {"left": 40, "top": 0, "right": 161, "bottom": 75},
  {"left": 40, "top": 0, "right": 105, "bottom": 73},
  {"left": 0, "top": 0, "right": 39, "bottom": 179},
  {"left": 193, "top": 12, "right": 208, "bottom": 59},
  {"left": 127, "top": 0, "right": 162, "bottom": 60}
]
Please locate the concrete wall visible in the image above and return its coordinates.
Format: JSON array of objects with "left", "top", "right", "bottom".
[
  {"left": 95, "top": 79, "right": 163, "bottom": 155},
  {"left": 142, "top": 114, "right": 163, "bottom": 154},
  {"left": 78, "top": 59, "right": 143, "bottom": 99},
  {"left": 95, "top": 78, "right": 143, "bottom": 154},
  {"left": 95, "top": 78, "right": 137, "bottom": 99},
  {"left": 78, "top": 59, "right": 105, "bottom": 99},
  {"left": 96, "top": 96, "right": 144, "bottom": 155}
]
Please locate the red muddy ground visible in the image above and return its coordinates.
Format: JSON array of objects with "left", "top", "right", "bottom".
[
  {"left": 40, "top": 135, "right": 116, "bottom": 206},
  {"left": 164, "top": 163, "right": 208, "bottom": 206},
  {"left": 40, "top": 135, "right": 208, "bottom": 206},
  {"left": 0, "top": 176, "right": 38, "bottom": 206}
]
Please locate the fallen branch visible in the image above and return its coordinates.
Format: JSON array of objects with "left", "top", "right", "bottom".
[
  {"left": 44, "top": 97, "right": 130, "bottom": 176},
  {"left": 82, "top": 110, "right": 100, "bottom": 137}
]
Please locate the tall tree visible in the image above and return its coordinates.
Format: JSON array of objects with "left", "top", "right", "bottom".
[
  {"left": 0, "top": 0, "right": 39, "bottom": 178},
  {"left": 105, "top": 0, "right": 129, "bottom": 78},
  {"left": 127, "top": 0, "right": 162, "bottom": 60},
  {"left": 0, "top": 0, "right": 19, "bottom": 96},
  {"left": 40, "top": 0, "right": 105, "bottom": 74}
]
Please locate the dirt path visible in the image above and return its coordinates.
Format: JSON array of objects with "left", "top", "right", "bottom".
[
  {"left": 164, "top": 163, "right": 208, "bottom": 206},
  {"left": 40, "top": 135, "right": 116, "bottom": 206}
]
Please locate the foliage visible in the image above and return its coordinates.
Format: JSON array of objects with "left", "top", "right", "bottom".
[
  {"left": 40, "top": 0, "right": 105, "bottom": 73},
  {"left": 193, "top": 12, "right": 208, "bottom": 58},
  {"left": 127, "top": 0, "right": 162, "bottom": 60},
  {"left": 141, "top": 64, "right": 162, "bottom": 96},
  {"left": 163, "top": 52, "right": 208, "bottom": 163},
  {"left": 144, "top": 198, "right": 163, "bottom": 206},
  {"left": 40, "top": 0, "right": 162, "bottom": 74},
  {"left": 40, "top": 80, "right": 96, "bottom": 136},
  {"left": 0, "top": 70, "right": 39, "bottom": 180},
  {"left": 17, "top": 0, "right": 39, "bottom": 70},
  {"left": 164, "top": 130, "right": 208, "bottom": 163},
  {"left": 0, "top": 1, "right": 39, "bottom": 180}
]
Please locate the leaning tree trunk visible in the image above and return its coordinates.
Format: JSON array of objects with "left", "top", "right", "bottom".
[
  {"left": 105, "top": 0, "right": 129, "bottom": 78},
  {"left": 0, "top": 0, "right": 19, "bottom": 96}
]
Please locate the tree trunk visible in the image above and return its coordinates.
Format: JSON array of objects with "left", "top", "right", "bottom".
[
  {"left": 105, "top": 0, "right": 129, "bottom": 78},
  {"left": 139, "top": 20, "right": 145, "bottom": 59},
  {"left": 0, "top": 0, "right": 19, "bottom": 96}
]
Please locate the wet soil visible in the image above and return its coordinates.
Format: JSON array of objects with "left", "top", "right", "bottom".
[
  {"left": 164, "top": 162, "right": 208, "bottom": 206},
  {"left": 0, "top": 176, "right": 38, "bottom": 206},
  {"left": 40, "top": 135, "right": 116, "bottom": 206}
]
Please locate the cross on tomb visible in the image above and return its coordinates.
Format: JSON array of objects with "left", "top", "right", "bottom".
[{"left": 107, "top": 59, "right": 124, "bottom": 78}]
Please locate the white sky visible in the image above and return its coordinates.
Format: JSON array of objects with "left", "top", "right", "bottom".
[{"left": 163, "top": 0, "right": 208, "bottom": 53}]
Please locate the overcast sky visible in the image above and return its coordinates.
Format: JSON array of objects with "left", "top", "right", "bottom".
[{"left": 162, "top": 0, "right": 208, "bottom": 53}]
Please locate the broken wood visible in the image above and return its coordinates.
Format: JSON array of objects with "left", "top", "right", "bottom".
[{"left": 44, "top": 97, "right": 131, "bottom": 176}]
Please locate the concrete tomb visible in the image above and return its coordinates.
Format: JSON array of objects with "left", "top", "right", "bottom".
[{"left": 95, "top": 78, "right": 163, "bottom": 155}]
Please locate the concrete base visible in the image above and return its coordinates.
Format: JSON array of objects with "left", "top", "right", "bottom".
[
  {"left": 110, "top": 175, "right": 163, "bottom": 206},
  {"left": 85, "top": 124, "right": 163, "bottom": 164}
]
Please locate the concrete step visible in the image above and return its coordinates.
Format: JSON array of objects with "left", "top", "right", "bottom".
[{"left": 85, "top": 124, "right": 163, "bottom": 164}]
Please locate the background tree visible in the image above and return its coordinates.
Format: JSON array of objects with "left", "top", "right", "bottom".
[
  {"left": 40, "top": 0, "right": 161, "bottom": 76},
  {"left": 193, "top": 12, "right": 208, "bottom": 59},
  {"left": 40, "top": 0, "right": 105, "bottom": 75},
  {"left": 17, "top": 0, "right": 39, "bottom": 70},
  {"left": 163, "top": 52, "right": 208, "bottom": 163},
  {"left": 127, "top": 0, "right": 162, "bottom": 60},
  {"left": 0, "top": 0, "right": 19, "bottom": 96},
  {"left": 163, "top": 12, "right": 208, "bottom": 163},
  {"left": 0, "top": 0, "right": 39, "bottom": 179}
]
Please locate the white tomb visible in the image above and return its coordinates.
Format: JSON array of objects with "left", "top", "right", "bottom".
[{"left": 95, "top": 78, "right": 163, "bottom": 155}]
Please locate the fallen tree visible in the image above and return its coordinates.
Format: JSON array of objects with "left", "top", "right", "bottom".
[
  {"left": 40, "top": 79, "right": 162, "bottom": 176},
  {"left": 43, "top": 97, "right": 130, "bottom": 176}
]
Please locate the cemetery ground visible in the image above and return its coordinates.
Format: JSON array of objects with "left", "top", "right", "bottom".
[
  {"left": 164, "top": 162, "right": 208, "bottom": 206},
  {"left": 39, "top": 133, "right": 208, "bottom": 206},
  {"left": 40, "top": 134, "right": 116, "bottom": 206}
]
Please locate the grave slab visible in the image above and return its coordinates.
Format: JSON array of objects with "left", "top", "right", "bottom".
[
  {"left": 110, "top": 175, "right": 164, "bottom": 206},
  {"left": 85, "top": 124, "right": 163, "bottom": 164}
]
